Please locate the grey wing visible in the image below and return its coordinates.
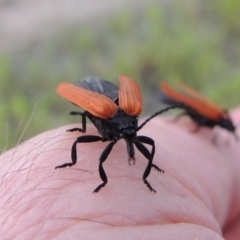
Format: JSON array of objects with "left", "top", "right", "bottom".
[{"left": 75, "top": 76, "right": 119, "bottom": 102}]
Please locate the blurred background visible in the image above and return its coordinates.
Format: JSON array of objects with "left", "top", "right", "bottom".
[{"left": 1, "top": 0, "right": 240, "bottom": 151}]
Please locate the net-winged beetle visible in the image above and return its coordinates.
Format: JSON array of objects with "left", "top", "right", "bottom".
[
  {"left": 160, "top": 81, "right": 238, "bottom": 140},
  {"left": 56, "top": 75, "right": 183, "bottom": 193}
]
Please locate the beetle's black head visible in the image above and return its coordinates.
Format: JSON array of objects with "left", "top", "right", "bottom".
[
  {"left": 108, "top": 109, "right": 138, "bottom": 138},
  {"left": 218, "top": 116, "right": 238, "bottom": 140},
  {"left": 218, "top": 117, "right": 235, "bottom": 132}
]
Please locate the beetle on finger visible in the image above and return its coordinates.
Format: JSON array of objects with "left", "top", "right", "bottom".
[{"left": 56, "top": 75, "right": 182, "bottom": 193}]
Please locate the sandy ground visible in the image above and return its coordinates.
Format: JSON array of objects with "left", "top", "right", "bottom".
[{"left": 0, "top": 0, "right": 154, "bottom": 53}]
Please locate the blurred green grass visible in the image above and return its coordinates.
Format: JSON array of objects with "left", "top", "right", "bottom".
[{"left": 1, "top": 0, "right": 240, "bottom": 151}]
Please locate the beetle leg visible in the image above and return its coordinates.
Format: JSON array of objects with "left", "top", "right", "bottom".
[
  {"left": 190, "top": 124, "right": 201, "bottom": 133},
  {"left": 94, "top": 141, "right": 116, "bottom": 193},
  {"left": 67, "top": 111, "right": 87, "bottom": 133},
  {"left": 55, "top": 135, "right": 102, "bottom": 169},
  {"left": 190, "top": 116, "right": 209, "bottom": 132},
  {"left": 212, "top": 132, "right": 219, "bottom": 145},
  {"left": 134, "top": 136, "right": 164, "bottom": 193},
  {"left": 136, "top": 136, "right": 164, "bottom": 171}
]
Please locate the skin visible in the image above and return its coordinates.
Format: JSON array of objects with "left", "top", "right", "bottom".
[{"left": 0, "top": 107, "right": 240, "bottom": 239}]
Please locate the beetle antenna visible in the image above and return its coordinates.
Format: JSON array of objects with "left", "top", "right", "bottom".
[{"left": 137, "top": 103, "right": 185, "bottom": 132}]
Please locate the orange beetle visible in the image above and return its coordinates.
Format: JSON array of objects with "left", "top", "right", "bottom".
[
  {"left": 160, "top": 81, "right": 238, "bottom": 140},
  {"left": 56, "top": 75, "right": 182, "bottom": 193}
]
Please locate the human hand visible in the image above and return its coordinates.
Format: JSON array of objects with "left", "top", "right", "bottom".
[{"left": 1, "top": 107, "right": 239, "bottom": 239}]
